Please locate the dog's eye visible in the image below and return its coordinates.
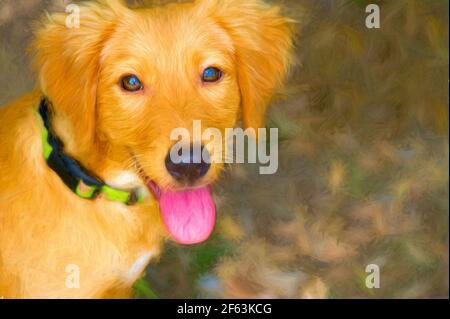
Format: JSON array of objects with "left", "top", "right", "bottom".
[
  {"left": 201, "top": 67, "right": 222, "bottom": 83},
  {"left": 120, "top": 75, "right": 143, "bottom": 92}
]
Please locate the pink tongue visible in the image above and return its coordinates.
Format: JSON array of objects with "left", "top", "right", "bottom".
[{"left": 159, "top": 186, "right": 215, "bottom": 245}]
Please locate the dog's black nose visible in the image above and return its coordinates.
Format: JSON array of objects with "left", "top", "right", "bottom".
[{"left": 165, "top": 144, "right": 210, "bottom": 184}]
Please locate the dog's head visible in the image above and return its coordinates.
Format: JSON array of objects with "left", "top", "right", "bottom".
[{"left": 33, "top": 0, "right": 294, "bottom": 244}]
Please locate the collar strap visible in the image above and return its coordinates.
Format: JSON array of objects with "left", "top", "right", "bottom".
[{"left": 38, "top": 98, "right": 145, "bottom": 205}]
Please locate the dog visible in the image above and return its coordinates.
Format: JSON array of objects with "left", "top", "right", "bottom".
[{"left": 0, "top": 0, "right": 294, "bottom": 298}]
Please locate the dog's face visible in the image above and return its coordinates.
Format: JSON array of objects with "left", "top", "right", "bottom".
[
  {"left": 33, "top": 0, "right": 294, "bottom": 243},
  {"left": 97, "top": 3, "right": 241, "bottom": 190}
]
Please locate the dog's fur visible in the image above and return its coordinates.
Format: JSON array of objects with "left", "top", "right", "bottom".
[{"left": 0, "top": 0, "right": 294, "bottom": 298}]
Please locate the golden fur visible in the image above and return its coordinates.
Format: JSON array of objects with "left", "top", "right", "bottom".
[{"left": 0, "top": 0, "right": 294, "bottom": 298}]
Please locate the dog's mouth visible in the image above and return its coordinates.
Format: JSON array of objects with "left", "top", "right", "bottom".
[{"left": 136, "top": 164, "right": 216, "bottom": 245}]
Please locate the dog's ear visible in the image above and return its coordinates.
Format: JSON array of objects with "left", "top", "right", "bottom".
[
  {"left": 198, "top": 0, "right": 295, "bottom": 134},
  {"left": 32, "top": 0, "right": 128, "bottom": 154}
]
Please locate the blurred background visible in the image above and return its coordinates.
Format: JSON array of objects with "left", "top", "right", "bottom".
[{"left": 0, "top": 0, "right": 448, "bottom": 298}]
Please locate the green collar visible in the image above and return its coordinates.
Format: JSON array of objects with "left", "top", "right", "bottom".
[{"left": 38, "top": 98, "right": 145, "bottom": 205}]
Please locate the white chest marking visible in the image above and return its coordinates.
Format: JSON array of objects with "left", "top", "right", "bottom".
[
  {"left": 126, "top": 250, "right": 155, "bottom": 281},
  {"left": 105, "top": 171, "right": 150, "bottom": 211},
  {"left": 107, "top": 171, "right": 142, "bottom": 189}
]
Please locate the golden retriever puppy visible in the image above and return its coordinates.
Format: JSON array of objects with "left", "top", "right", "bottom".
[{"left": 0, "top": 0, "right": 294, "bottom": 298}]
